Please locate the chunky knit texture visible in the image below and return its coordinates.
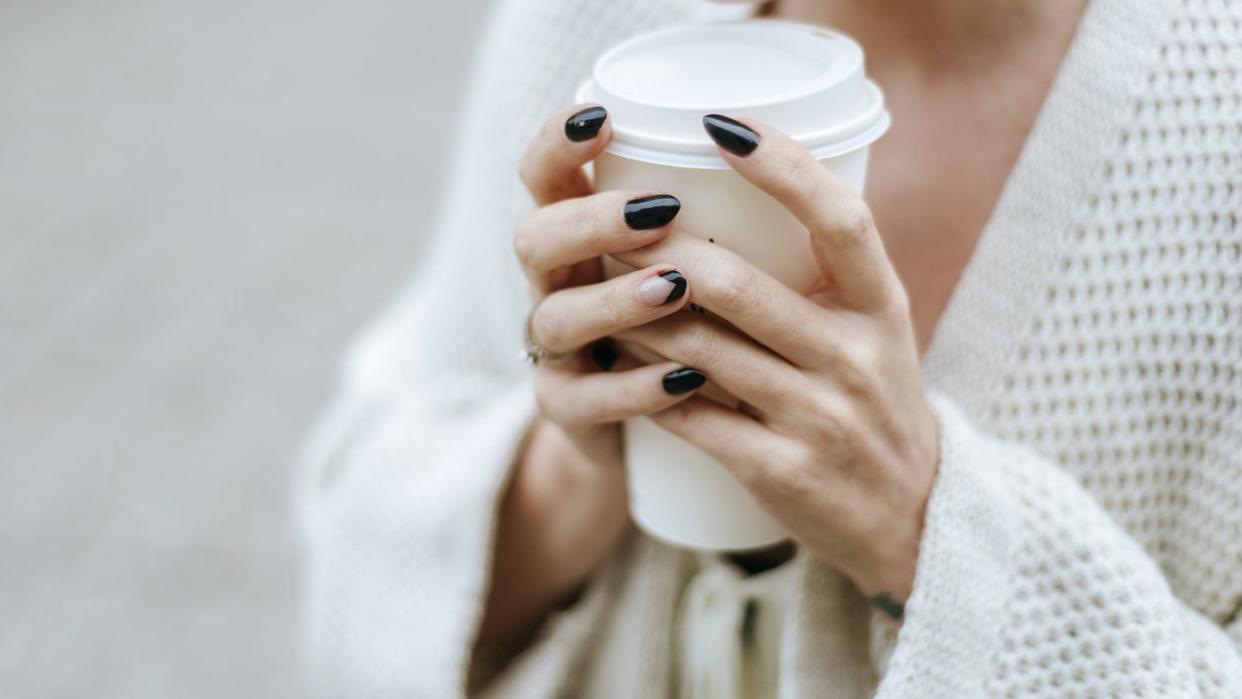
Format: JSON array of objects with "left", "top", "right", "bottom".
[{"left": 297, "top": 0, "right": 1242, "bottom": 696}]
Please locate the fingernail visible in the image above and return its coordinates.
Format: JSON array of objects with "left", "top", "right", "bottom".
[
  {"left": 663, "top": 367, "right": 706, "bottom": 395},
  {"left": 703, "top": 114, "right": 760, "bottom": 157},
  {"left": 591, "top": 341, "right": 619, "bottom": 371},
  {"left": 565, "top": 106, "right": 607, "bottom": 142},
  {"left": 638, "top": 270, "right": 687, "bottom": 306},
  {"left": 624, "top": 194, "right": 681, "bottom": 230}
]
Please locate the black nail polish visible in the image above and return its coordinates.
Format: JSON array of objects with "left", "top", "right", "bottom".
[
  {"left": 659, "top": 270, "right": 687, "bottom": 303},
  {"left": 624, "top": 194, "right": 681, "bottom": 230},
  {"left": 565, "top": 106, "right": 607, "bottom": 142},
  {"left": 591, "top": 341, "right": 619, "bottom": 371},
  {"left": 662, "top": 367, "right": 706, "bottom": 395},
  {"left": 703, "top": 114, "right": 760, "bottom": 156}
]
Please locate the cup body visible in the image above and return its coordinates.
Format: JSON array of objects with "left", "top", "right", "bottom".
[{"left": 596, "top": 147, "right": 870, "bottom": 551}]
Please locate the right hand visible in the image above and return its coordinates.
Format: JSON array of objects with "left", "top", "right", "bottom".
[{"left": 476, "top": 104, "right": 705, "bottom": 654}]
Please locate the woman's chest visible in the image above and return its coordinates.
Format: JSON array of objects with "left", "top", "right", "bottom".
[{"left": 862, "top": 84, "right": 1046, "bottom": 351}]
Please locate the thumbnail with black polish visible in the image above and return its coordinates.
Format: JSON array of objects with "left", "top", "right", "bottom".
[
  {"left": 565, "top": 106, "right": 608, "bottom": 142},
  {"left": 624, "top": 194, "right": 681, "bottom": 230}
]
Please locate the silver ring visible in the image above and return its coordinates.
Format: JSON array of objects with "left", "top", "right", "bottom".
[{"left": 521, "top": 311, "right": 573, "bottom": 366}]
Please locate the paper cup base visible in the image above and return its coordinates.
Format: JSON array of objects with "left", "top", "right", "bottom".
[{"left": 625, "top": 415, "right": 789, "bottom": 551}]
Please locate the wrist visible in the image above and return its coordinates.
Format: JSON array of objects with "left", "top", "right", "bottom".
[
  {"left": 507, "top": 419, "right": 627, "bottom": 584},
  {"left": 846, "top": 494, "right": 927, "bottom": 614},
  {"left": 853, "top": 546, "right": 917, "bottom": 609},
  {"left": 478, "top": 420, "right": 624, "bottom": 650},
  {"left": 850, "top": 558, "right": 915, "bottom": 628},
  {"left": 519, "top": 419, "right": 626, "bottom": 520},
  {"left": 855, "top": 411, "right": 940, "bottom": 617}
]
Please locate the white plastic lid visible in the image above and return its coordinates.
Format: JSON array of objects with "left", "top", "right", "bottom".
[{"left": 576, "top": 20, "right": 890, "bottom": 169}]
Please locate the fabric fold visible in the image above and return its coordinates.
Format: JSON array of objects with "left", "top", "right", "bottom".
[
  {"left": 876, "top": 393, "right": 1242, "bottom": 696},
  {"left": 874, "top": 394, "right": 1017, "bottom": 697},
  {"left": 300, "top": 383, "right": 538, "bottom": 697}
]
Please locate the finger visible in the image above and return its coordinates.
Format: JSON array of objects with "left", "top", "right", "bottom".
[
  {"left": 519, "top": 104, "right": 612, "bottom": 207},
  {"left": 530, "top": 265, "right": 690, "bottom": 354},
  {"left": 536, "top": 358, "right": 706, "bottom": 429},
  {"left": 702, "top": 114, "right": 906, "bottom": 312},
  {"left": 648, "top": 395, "right": 793, "bottom": 487},
  {"left": 514, "top": 190, "right": 680, "bottom": 282},
  {"left": 613, "top": 231, "right": 833, "bottom": 367},
  {"left": 614, "top": 313, "right": 807, "bottom": 417}
]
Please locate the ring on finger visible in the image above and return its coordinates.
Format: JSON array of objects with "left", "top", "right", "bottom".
[{"left": 521, "top": 309, "right": 574, "bottom": 366}]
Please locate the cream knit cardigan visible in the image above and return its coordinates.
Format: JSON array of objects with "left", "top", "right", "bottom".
[{"left": 297, "top": 0, "right": 1242, "bottom": 696}]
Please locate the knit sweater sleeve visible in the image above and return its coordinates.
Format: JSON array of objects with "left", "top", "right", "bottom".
[
  {"left": 295, "top": 1, "right": 705, "bottom": 695},
  {"left": 875, "top": 393, "right": 1242, "bottom": 697},
  {"left": 294, "top": 149, "right": 617, "bottom": 697}
]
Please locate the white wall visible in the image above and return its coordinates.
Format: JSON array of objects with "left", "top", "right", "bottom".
[{"left": 0, "top": 1, "right": 490, "bottom": 695}]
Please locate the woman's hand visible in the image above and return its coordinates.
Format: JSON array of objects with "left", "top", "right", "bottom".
[
  {"left": 477, "top": 104, "right": 707, "bottom": 653},
  {"left": 614, "top": 115, "right": 940, "bottom": 610},
  {"left": 517, "top": 107, "right": 705, "bottom": 470}
]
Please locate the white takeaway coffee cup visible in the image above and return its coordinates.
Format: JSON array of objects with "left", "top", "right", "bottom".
[{"left": 577, "top": 20, "right": 890, "bottom": 551}]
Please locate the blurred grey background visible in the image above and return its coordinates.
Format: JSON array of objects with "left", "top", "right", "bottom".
[{"left": 0, "top": 1, "right": 489, "bottom": 695}]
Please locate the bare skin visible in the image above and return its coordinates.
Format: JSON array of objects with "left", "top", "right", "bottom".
[
  {"left": 474, "top": 0, "right": 1088, "bottom": 662},
  {"left": 777, "top": 0, "right": 1089, "bottom": 349}
]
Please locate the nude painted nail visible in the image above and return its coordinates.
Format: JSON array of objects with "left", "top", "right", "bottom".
[{"left": 638, "top": 270, "right": 687, "bottom": 306}]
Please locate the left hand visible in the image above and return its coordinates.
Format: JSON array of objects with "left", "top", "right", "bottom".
[{"left": 611, "top": 116, "right": 940, "bottom": 608}]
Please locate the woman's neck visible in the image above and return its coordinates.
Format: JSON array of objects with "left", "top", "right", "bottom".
[
  {"left": 763, "top": 0, "right": 1089, "bottom": 350},
  {"left": 769, "top": 0, "right": 1088, "bottom": 77}
]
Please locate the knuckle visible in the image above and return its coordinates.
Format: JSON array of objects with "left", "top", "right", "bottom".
[
  {"left": 533, "top": 371, "right": 565, "bottom": 422},
  {"left": 537, "top": 374, "right": 594, "bottom": 430},
  {"left": 809, "top": 393, "right": 852, "bottom": 441},
  {"left": 884, "top": 285, "right": 912, "bottom": 317},
  {"left": 782, "top": 151, "right": 825, "bottom": 202},
  {"left": 835, "top": 199, "right": 876, "bottom": 249},
  {"left": 836, "top": 347, "right": 879, "bottom": 398},
  {"left": 752, "top": 446, "right": 814, "bottom": 501},
  {"left": 512, "top": 218, "right": 537, "bottom": 268},
  {"left": 530, "top": 303, "right": 569, "bottom": 353},
  {"left": 517, "top": 150, "right": 540, "bottom": 194},
  {"left": 765, "top": 468, "right": 812, "bottom": 503},
  {"left": 601, "top": 280, "right": 633, "bottom": 329},
  {"left": 680, "top": 318, "right": 726, "bottom": 367},
  {"left": 708, "top": 258, "right": 761, "bottom": 315}
]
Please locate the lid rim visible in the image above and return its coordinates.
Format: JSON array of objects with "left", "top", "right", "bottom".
[
  {"left": 601, "top": 110, "right": 889, "bottom": 170},
  {"left": 576, "top": 80, "right": 889, "bottom": 160},
  {"left": 579, "top": 19, "right": 890, "bottom": 170}
]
